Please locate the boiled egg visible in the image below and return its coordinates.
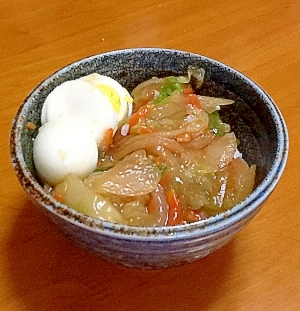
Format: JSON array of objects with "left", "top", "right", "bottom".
[
  {"left": 80, "top": 73, "right": 133, "bottom": 122},
  {"left": 41, "top": 73, "right": 133, "bottom": 143},
  {"left": 41, "top": 77, "right": 119, "bottom": 144},
  {"left": 33, "top": 117, "right": 98, "bottom": 186},
  {"left": 35, "top": 73, "right": 133, "bottom": 186}
]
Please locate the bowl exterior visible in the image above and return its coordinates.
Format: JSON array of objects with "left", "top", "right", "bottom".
[
  {"left": 30, "top": 196, "right": 262, "bottom": 269},
  {"left": 41, "top": 199, "right": 263, "bottom": 269},
  {"left": 10, "top": 48, "right": 288, "bottom": 268}
]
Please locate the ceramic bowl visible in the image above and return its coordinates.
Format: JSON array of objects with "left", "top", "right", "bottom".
[{"left": 10, "top": 48, "right": 288, "bottom": 269}]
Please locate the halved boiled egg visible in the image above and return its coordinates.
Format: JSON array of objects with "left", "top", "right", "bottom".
[
  {"left": 80, "top": 73, "right": 133, "bottom": 122},
  {"left": 41, "top": 73, "right": 133, "bottom": 143},
  {"left": 35, "top": 73, "right": 133, "bottom": 186},
  {"left": 41, "top": 77, "right": 117, "bottom": 143},
  {"left": 33, "top": 117, "right": 98, "bottom": 186}
]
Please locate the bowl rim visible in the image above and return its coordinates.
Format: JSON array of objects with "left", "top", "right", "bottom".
[{"left": 10, "top": 47, "right": 289, "bottom": 241}]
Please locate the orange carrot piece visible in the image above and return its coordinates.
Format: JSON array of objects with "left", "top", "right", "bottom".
[
  {"left": 184, "top": 93, "right": 202, "bottom": 109},
  {"left": 183, "top": 87, "right": 194, "bottom": 95},
  {"left": 166, "top": 188, "right": 182, "bottom": 226},
  {"left": 26, "top": 121, "right": 37, "bottom": 130},
  {"left": 99, "top": 128, "right": 114, "bottom": 152},
  {"left": 159, "top": 171, "right": 172, "bottom": 188},
  {"left": 128, "top": 103, "right": 154, "bottom": 128},
  {"left": 128, "top": 111, "right": 142, "bottom": 128}
]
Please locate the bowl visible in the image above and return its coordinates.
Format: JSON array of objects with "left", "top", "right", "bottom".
[{"left": 10, "top": 48, "right": 288, "bottom": 269}]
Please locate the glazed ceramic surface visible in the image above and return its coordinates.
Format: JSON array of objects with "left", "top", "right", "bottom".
[{"left": 10, "top": 48, "right": 288, "bottom": 269}]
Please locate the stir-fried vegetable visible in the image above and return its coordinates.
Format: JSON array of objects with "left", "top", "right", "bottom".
[
  {"left": 52, "top": 174, "right": 123, "bottom": 223},
  {"left": 51, "top": 67, "right": 256, "bottom": 226},
  {"left": 84, "top": 150, "right": 161, "bottom": 196}
]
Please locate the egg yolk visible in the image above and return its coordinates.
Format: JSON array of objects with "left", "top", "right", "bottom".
[{"left": 96, "top": 84, "right": 121, "bottom": 113}]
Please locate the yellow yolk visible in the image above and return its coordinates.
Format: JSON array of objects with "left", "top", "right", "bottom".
[
  {"left": 80, "top": 73, "right": 133, "bottom": 121},
  {"left": 96, "top": 84, "right": 121, "bottom": 113}
]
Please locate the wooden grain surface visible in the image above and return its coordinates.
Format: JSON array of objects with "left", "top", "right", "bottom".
[{"left": 1, "top": 0, "right": 299, "bottom": 310}]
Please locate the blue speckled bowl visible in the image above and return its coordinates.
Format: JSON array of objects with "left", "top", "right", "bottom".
[{"left": 10, "top": 48, "right": 288, "bottom": 269}]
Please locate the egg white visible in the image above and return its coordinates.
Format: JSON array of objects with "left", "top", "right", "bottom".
[
  {"left": 33, "top": 117, "right": 98, "bottom": 186},
  {"left": 41, "top": 78, "right": 119, "bottom": 143}
]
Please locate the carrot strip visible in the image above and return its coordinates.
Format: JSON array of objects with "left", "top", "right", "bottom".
[
  {"left": 166, "top": 188, "right": 182, "bottom": 226},
  {"left": 159, "top": 171, "right": 172, "bottom": 188},
  {"left": 184, "top": 93, "right": 202, "bottom": 109},
  {"left": 183, "top": 87, "right": 194, "bottom": 95},
  {"left": 99, "top": 128, "right": 114, "bottom": 152},
  {"left": 127, "top": 103, "right": 154, "bottom": 128}
]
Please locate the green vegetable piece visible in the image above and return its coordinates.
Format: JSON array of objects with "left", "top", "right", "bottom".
[
  {"left": 154, "top": 77, "right": 183, "bottom": 104},
  {"left": 209, "top": 111, "right": 227, "bottom": 136}
]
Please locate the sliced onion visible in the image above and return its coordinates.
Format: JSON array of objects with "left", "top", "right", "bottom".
[
  {"left": 108, "top": 132, "right": 186, "bottom": 161},
  {"left": 223, "top": 158, "right": 256, "bottom": 208},
  {"left": 182, "top": 132, "right": 237, "bottom": 172},
  {"left": 198, "top": 95, "right": 234, "bottom": 113},
  {"left": 150, "top": 184, "right": 169, "bottom": 226},
  {"left": 180, "top": 131, "right": 215, "bottom": 149},
  {"left": 51, "top": 174, "right": 124, "bottom": 224},
  {"left": 84, "top": 150, "right": 161, "bottom": 196}
]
